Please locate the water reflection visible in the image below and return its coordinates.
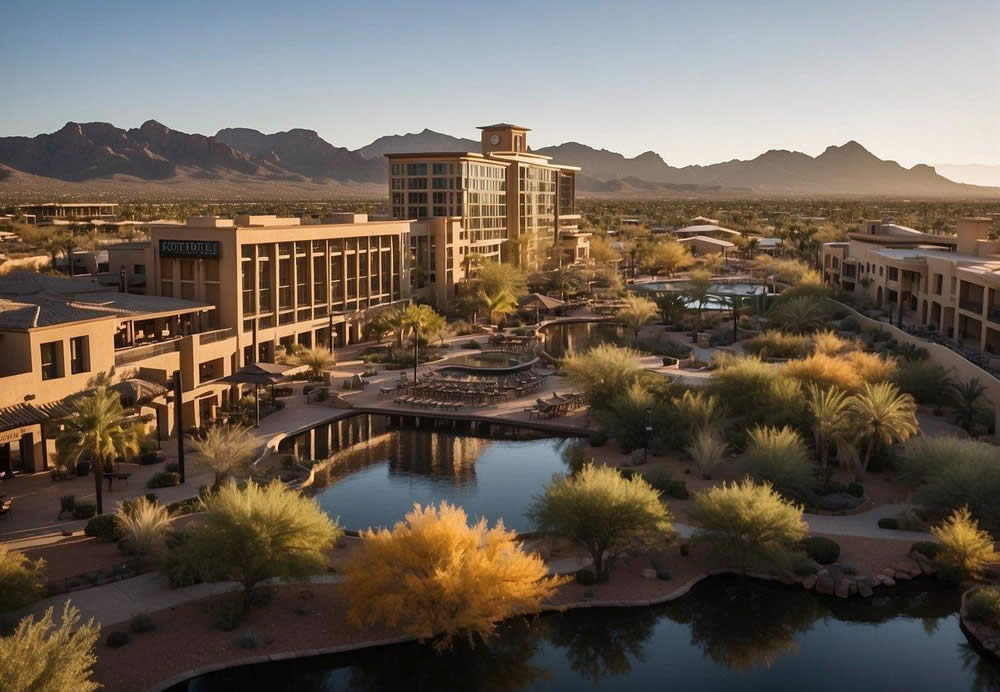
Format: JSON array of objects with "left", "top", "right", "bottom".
[
  {"left": 544, "top": 607, "right": 658, "bottom": 683},
  {"left": 174, "top": 576, "right": 1000, "bottom": 692},
  {"left": 287, "top": 414, "right": 573, "bottom": 532},
  {"left": 540, "top": 321, "right": 624, "bottom": 359},
  {"left": 663, "top": 578, "right": 824, "bottom": 670}
]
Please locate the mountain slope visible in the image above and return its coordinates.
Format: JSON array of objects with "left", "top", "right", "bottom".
[
  {"left": 0, "top": 121, "right": 997, "bottom": 199},
  {"left": 215, "top": 127, "right": 383, "bottom": 182},
  {"left": 357, "top": 128, "right": 479, "bottom": 159}
]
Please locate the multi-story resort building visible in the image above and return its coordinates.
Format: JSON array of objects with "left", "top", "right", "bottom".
[
  {"left": 386, "top": 123, "right": 588, "bottom": 272},
  {"left": 822, "top": 218, "right": 1000, "bottom": 359}
]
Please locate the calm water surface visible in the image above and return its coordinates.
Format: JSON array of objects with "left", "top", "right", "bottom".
[
  {"left": 281, "top": 415, "right": 573, "bottom": 532},
  {"left": 172, "top": 577, "right": 1000, "bottom": 691},
  {"left": 540, "top": 321, "right": 625, "bottom": 358}
]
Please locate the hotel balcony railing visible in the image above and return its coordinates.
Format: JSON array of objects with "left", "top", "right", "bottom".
[
  {"left": 198, "top": 327, "right": 236, "bottom": 345},
  {"left": 959, "top": 299, "right": 984, "bottom": 314},
  {"left": 114, "top": 339, "right": 181, "bottom": 367}
]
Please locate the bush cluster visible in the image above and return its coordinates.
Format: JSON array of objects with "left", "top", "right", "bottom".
[
  {"left": 800, "top": 536, "right": 840, "bottom": 565},
  {"left": 84, "top": 514, "right": 120, "bottom": 542},
  {"left": 147, "top": 471, "right": 181, "bottom": 489}
]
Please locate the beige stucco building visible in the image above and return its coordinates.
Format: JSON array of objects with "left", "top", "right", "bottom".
[
  {"left": 385, "top": 124, "right": 587, "bottom": 271},
  {"left": 822, "top": 218, "right": 1000, "bottom": 359}
]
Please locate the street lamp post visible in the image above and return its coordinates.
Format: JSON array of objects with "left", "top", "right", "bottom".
[{"left": 643, "top": 407, "right": 653, "bottom": 465}]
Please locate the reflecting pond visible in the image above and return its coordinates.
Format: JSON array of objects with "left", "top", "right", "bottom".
[
  {"left": 280, "top": 414, "right": 574, "bottom": 532},
  {"left": 539, "top": 320, "right": 625, "bottom": 358},
  {"left": 171, "top": 576, "right": 1000, "bottom": 691}
]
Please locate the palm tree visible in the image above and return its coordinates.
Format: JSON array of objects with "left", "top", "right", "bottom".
[
  {"left": 400, "top": 303, "right": 446, "bottom": 384},
  {"left": 848, "top": 382, "right": 918, "bottom": 476},
  {"left": 57, "top": 388, "right": 140, "bottom": 514},
  {"left": 655, "top": 292, "right": 687, "bottom": 325},
  {"left": 806, "top": 385, "right": 851, "bottom": 473},
  {"left": 190, "top": 424, "right": 259, "bottom": 486},
  {"left": 683, "top": 270, "right": 714, "bottom": 336},
  {"left": 615, "top": 295, "right": 658, "bottom": 342},
  {"left": 287, "top": 345, "right": 335, "bottom": 377},
  {"left": 549, "top": 266, "right": 581, "bottom": 301},
  {"left": 476, "top": 260, "right": 527, "bottom": 298},
  {"left": 479, "top": 289, "right": 518, "bottom": 325},
  {"left": 950, "top": 378, "right": 990, "bottom": 434}
]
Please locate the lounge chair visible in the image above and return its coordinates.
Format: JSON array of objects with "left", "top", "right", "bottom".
[{"left": 0, "top": 497, "right": 11, "bottom": 519}]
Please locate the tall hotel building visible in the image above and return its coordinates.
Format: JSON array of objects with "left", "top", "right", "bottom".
[{"left": 386, "top": 124, "right": 588, "bottom": 276}]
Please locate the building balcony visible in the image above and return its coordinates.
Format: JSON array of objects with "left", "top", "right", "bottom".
[
  {"left": 114, "top": 339, "right": 182, "bottom": 367},
  {"left": 960, "top": 299, "right": 984, "bottom": 314},
  {"left": 198, "top": 327, "right": 236, "bottom": 345}
]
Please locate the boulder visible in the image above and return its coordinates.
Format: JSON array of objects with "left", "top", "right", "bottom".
[
  {"left": 835, "top": 578, "right": 852, "bottom": 598},
  {"left": 815, "top": 574, "right": 835, "bottom": 595},
  {"left": 641, "top": 568, "right": 656, "bottom": 581},
  {"left": 894, "top": 558, "right": 922, "bottom": 577},
  {"left": 881, "top": 568, "right": 896, "bottom": 579},
  {"left": 802, "top": 575, "right": 817, "bottom": 590},
  {"left": 857, "top": 578, "right": 874, "bottom": 597},
  {"left": 894, "top": 569, "right": 911, "bottom": 581},
  {"left": 911, "top": 552, "right": 935, "bottom": 575},
  {"left": 882, "top": 576, "right": 896, "bottom": 586},
  {"left": 779, "top": 571, "right": 797, "bottom": 585}
]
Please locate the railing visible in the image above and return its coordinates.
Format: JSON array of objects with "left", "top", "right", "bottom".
[
  {"left": 114, "top": 339, "right": 181, "bottom": 367},
  {"left": 959, "top": 299, "right": 984, "bottom": 314},
  {"left": 198, "top": 327, "right": 236, "bottom": 345}
]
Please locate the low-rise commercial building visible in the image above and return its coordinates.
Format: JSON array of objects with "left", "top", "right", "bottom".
[
  {"left": 822, "top": 218, "right": 1000, "bottom": 357},
  {"left": 17, "top": 202, "right": 118, "bottom": 224}
]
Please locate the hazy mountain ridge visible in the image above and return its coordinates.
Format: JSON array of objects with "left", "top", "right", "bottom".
[{"left": 0, "top": 121, "right": 996, "bottom": 200}]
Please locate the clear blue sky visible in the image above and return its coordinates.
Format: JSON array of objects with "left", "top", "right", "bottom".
[{"left": 4, "top": 0, "right": 998, "bottom": 167}]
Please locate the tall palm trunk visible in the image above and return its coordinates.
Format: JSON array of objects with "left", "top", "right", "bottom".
[{"left": 92, "top": 457, "right": 105, "bottom": 514}]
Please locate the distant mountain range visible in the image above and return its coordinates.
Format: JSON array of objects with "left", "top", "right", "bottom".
[{"left": 0, "top": 121, "right": 996, "bottom": 200}]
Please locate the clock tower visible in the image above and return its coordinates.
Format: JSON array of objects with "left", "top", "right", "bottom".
[{"left": 478, "top": 123, "right": 530, "bottom": 154}]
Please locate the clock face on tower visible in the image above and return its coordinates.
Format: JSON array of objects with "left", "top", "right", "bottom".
[{"left": 488, "top": 134, "right": 500, "bottom": 146}]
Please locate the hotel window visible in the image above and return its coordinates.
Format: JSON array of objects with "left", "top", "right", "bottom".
[
  {"left": 278, "top": 257, "right": 292, "bottom": 310},
  {"left": 133, "top": 264, "right": 145, "bottom": 276},
  {"left": 407, "top": 178, "right": 427, "bottom": 190},
  {"left": 313, "top": 253, "right": 326, "bottom": 306},
  {"left": 296, "top": 255, "right": 309, "bottom": 305},
  {"left": 330, "top": 254, "right": 343, "bottom": 309},
  {"left": 432, "top": 163, "right": 448, "bottom": 175},
  {"left": 241, "top": 248, "right": 255, "bottom": 314},
  {"left": 70, "top": 336, "right": 89, "bottom": 375},
  {"left": 391, "top": 164, "right": 400, "bottom": 175},
  {"left": 406, "top": 163, "right": 427, "bottom": 176},
  {"left": 258, "top": 245, "right": 273, "bottom": 312},
  {"left": 40, "top": 341, "right": 61, "bottom": 380}
]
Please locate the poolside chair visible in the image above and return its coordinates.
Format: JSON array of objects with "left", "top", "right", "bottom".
[{"left": 0, "top": 497, "right": 11, "bottom": 519}]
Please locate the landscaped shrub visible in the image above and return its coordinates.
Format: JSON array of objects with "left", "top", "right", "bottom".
[
  {"left": 646, "top": 471, "right": 690, "bottom": 500},
  {"left": 73, "top": 502, "right": 97, "bottom": 520},
  {"left": 0, "top": 603, "right": 101, "bottom": 689},
  {"left": 965, "top": 588, "right": 1000, "bottom": 628},
  {"left": 783, "top": 353, "right": 863, "bottom": 392},
  {"left": 463, "top": 339, "right": 482, "bottom": 350},
  {"left": 0, "top": 545, "right": 46, "bottom": 611},
  {"left": 129, "top": 613, "right": 156, "bottom": 633},
  {"left": 105, "top": 631, "right": 130, "bottom": 648},
  {"left": 236, "top": 632, "right": 259, "bottom": 650},
  {"left": 931, "top": 507, "right": 999, "bottom": 581},
  {"left": 139, "top": 451, "right": 162, "bottom": 466},
  {"left": 845, "top": 351, "right": 897, "bottom": 385},
  {"left": 687, "top": 428, "right": 728, "bottom": 479},
  {"left": 574, "top": 568, "right": 596, "bottom": 585},
  {"left": 794, "top": 560, "right": 821, "bottom": 576},
  {"left": 589, "top": 430, "right": 608, "bottom": 448},
  {"left": 709, "top": 356, "right": 779, "bottom": 420},
  {"left": 898, "top": 437, "right": 1000, "bottom": 530},
  {"left": 146, "top": 471, "right": 181, "bottom": 489},
  {"left": 878, "top": 517, "right": 899, "bottom": 530},
  {"left": 744, "top": 331, "right": 813, "bottom": 359},
  {"left": 165, "top": 462, "right": 179, "bottom": 473},
  {"left": 60, "top": 495, "right": 76, "bottom": 513},
  {"left": 846, "top": 482, "right": 864, "bottom": 498},
  {"left": 210, "top": 593, "right": 243, "bottom": 631},
  {"left": 745, "top": 426, "right": 815, "bottom": 504},
  {"left": 812, "top": 330, "right": 856, "bottom": 356},
  {"left": 84, "top": 514, "right": 120, "bottom": 542},
  {"left": 689, "top": 478, "right": 808, "bottom": 575},
  {"left": 911, "top": 541, "right": 943, "bottom": 560},
  {"left": 892, "top": 360, "right": 954, "bottom": 405},
  {"left": 800, "top": 536, "right": 840, "bottom": 565}
]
